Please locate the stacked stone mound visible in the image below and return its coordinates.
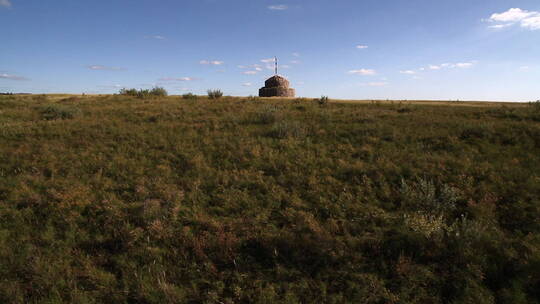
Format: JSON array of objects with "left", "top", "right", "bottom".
[{"left": 259, "top": 75, "right": 295, "bottom": 97}]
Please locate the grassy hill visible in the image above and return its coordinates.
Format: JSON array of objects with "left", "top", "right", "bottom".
[{"left": 0, "top": 94, "right": 539, "bottom": 303}]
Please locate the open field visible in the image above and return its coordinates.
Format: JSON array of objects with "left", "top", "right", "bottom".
[{"left": 0, "top": 94, "right": 539, "bottom": 303}]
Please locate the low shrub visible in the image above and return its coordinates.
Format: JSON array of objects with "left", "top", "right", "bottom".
[
  {"left": 247, "top": 95, "right": 260, "bottom": 102},
  {"left": 529, "top": 100, "right": 540, "bottom": 112},
  {"left": 269, "top": 120, "right": 307, "bottom": 139},
  {"left": 39, "top": 104, "right": 82, "bottom": 120},
  {"left": 207, "top": 89, "right": 223, "bottom": 99},
  {"left": 32, "top": 94, "right": 48, "bottom": 102},
  {"left": 255, "top": 105, "right": 280, "bottom": 124},
  {"left": 119, "top": 87, "right": 168, "bottom": 98},
  {"left": 317, "top": 96, "right": 330, "bottom": 106},
  {"left": 182, "top": 93, "right": 197, "bottom": 100},
  {"left": 149, "top": 86, "right": 168, "bottom": 97}
]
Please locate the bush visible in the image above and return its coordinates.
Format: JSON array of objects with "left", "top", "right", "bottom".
[
  {"left": 182, "top": 93, "right": 197, "bottom": 100},
  {"left": 149, "top": 86, "right": 168, "bottom": 97},
  {"left": 119, "top": 87, "right": 168, "bottom": 99},
  {"left": 317, "top": 96, "right": 330, "bottom": 106},
  {"left": 39, "top": 104, "right": 82, "bottom": 120},
  {"left": 207, "top": 89, "right": 223, "bottom": 99}
]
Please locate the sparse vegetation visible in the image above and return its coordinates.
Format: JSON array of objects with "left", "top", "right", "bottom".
[
  {"left": 0, "top": 94, "right": 539, "bottom": 303},
  {"left": 207, "top": 89, "right": 223, "bottom": 99}
]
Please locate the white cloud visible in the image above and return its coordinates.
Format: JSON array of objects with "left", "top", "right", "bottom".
[
  {"left": 0, "top": 0, "right": 11, "bottom": 8},
  {"left": 519, "top": 66, "right": 530, "bottom": 71},
  {"left": 400, "top": 70, "right": 416, "bottom": 75},
  {"left": 292, "top": 52, "right": 300, "bottom": 57},
  {"left": 521, "top": 16, "right": 540, "bottom": 30},
  {"left": 159, "top": 77, "right": 194, "bottom": 81},
  {"left": 490, "top": 8, "right": 536, "bottom": 23},
  {"left": 422, "top": 61, "right": 476, "bottom": 71},
  {"left": 261, "top": 58, "right": 275, "bottom": 63},
  {"left": 348, "top": 69, "right": 376, "bottom": 75},
  {"left": 356, "top": 45, "right": 368, "bottom": 49},
  {"left": 243, "top": 71, "right": 258, "bottom": 75},
  {"left": 455, "top": 62, "right": 474, "bottom": 68},
  {"left": 242, "top": 82, "right": 252, "bottom": 87},
  {"left": 290, "top": 60, "right": 301, "bottom": 64},
  {"left": 0, "top": 73, "right": 28, "bottom": 80},
  {"left": 200, "top": 60, "right": 224, "bottom": 65},
  {"left": 268, "top": 5, "right": 288, "bottom": 10},
  {"left": 487, "top": 8, "right": 540, "bottom": 31},
  {"left": 87, "top": 65, "right": 124, "bottom": 71},
  {"left": 488, "top": 23, "right": 513, "bottom": 29},
  {"left": 360, "top": 82, "right": 388, "bottom": 87}
]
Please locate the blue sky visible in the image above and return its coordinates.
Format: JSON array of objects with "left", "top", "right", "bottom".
[{"left": 1, "top": 0, "right": 540, "bottom": 101}]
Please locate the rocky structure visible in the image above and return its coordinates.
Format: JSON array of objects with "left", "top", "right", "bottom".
[{"left": 259, "top": 75, "right": 295, "bottom": 97}]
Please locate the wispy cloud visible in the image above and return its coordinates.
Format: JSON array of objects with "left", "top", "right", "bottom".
[
  {"left": 87, "top": 65, "right": 124, "bottom": 71},
  {"left": 292, "top": 52, "right": 300, "bottom": 57},
  {"left": 145, "top": 35, "right": 166, "bottom": 40},
  {"left": 261, "top": 58, "right": 275, "bottom": 63},
  {"left": 200, "top": 60, "right": 224, "bottom": 65},
  {"left": 0, "top": 73, "right": 28, "bottom": 80},
  {"left": 519, "top": 66, "right": 530, "bottom": 72},
  {"left": 238, "top": 64, "right": 262, "bottom": 70},
  {"left": 0, "top": 0, "right": 11, "bottom": 8},
  {"left": 242, "top": 71, "right": 258, "bottom": 75},
  {"left": 242, "top": 82, "right": 252, "bottom": 87},
  {"left": 159, "top": 77, "right": 195, "bottom": 81},
  {"left": 486, "top": 8, "right": 540, "bottom": 30},
  {"left": 400, "top": 70, "right": 416, "bottom": 75},
  {"left": 349, "top": 69, "right": 376, "bottom": 75},
  {"left": 98, "top": 84, "right": 124, "bottom": 89},
  {"left": 360, "top": 82, "right": 388, "bottom": 87},
  {"left": 290, "top": 60, "right": 301, "bottom": 64},
  {"left": 356, "top": 45, "right": 368, "bottom": 49},
  {"left": 421, "top": 61, "right": 477, "bottom": 71},
  {"left": 268, "top": 4, "right": 288, "bottom": 10}
]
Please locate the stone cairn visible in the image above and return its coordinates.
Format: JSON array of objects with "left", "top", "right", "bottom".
[
  {"left": 259, "top": 75, "right": 295, "bottom": 97},
  {"left": 259, "top": 57, "right": 295, "bottom": 97}
]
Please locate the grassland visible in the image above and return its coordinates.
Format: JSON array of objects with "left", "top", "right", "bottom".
[{"left": 0, "top": 94, "right": 539, "bottom": 303}]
